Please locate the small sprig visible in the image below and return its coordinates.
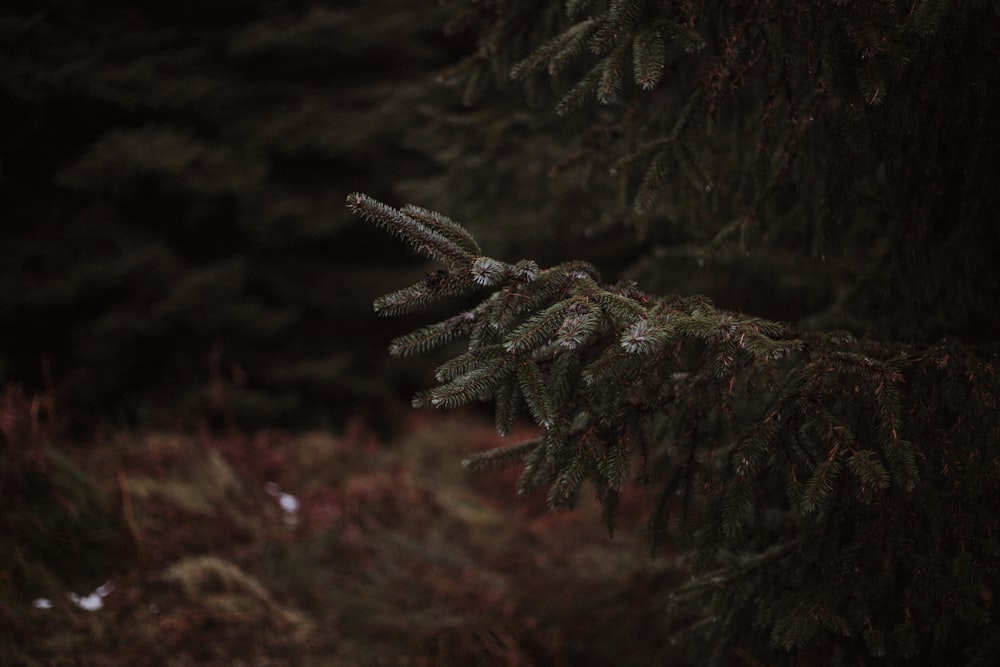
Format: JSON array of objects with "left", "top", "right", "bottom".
[{"left": 347, "top": 193, "right": 476, "bottom": 267}]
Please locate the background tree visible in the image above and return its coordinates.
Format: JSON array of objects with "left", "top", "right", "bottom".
[
  {"left": 0, "top": 1, "right": 456, "bottom": 428},
  {"left": 350, "top": 1, "right": 1000, "bottom": 664}
]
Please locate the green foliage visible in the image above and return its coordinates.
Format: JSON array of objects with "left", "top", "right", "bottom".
[
  {"left": 351, "top": 193, "right": 1000, "bottom": 664},
  {"left": 407, "top": 0, "right": 1000, "bottom": 343}
]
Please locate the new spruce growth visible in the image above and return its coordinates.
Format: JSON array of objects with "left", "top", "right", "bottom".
[{"left": 350, "top": 193, "right": 1000, "bottom": 665}]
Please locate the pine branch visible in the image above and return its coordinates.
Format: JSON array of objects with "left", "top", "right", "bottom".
[
  {"left": 434, "top": 344, "right": 506, "bottom": 382},
  {"left": 401, "top": 204, "right": 482, "bottom": 256},
  {"left": 462, "top": 438, "right": 542, "bottom": 472},
  {"left": 588, "top": 0, "right": 643, "bottom": 55},
  {"left": 353, "top": 193, "right": 1000, "bottom": 663},
  {"left": 388, "top": 311, "right": 476, "bottom": 357},
  {"left": 428, "top": 355, "right": 516, "bottom": 409},
  {"left": 493, "top": 381, "right": 522, "bottom": 436},
  {"left": 517, "top": 360, "right": 555, "bottom": 427},
  {"left": 633, "top": 26, "right": 666, "bottom": 91},
  {"left": 347, "top": 193, "right": 475, "bottom": 267},
  {"left": 657, "top": 18, "right": 706, "bottom": 54},
  {"left": 510, "top": 18, "right": 597, "bottom": 80},
  {"left": 503, "top": 300, "right": 574, "bottom": 354},
  {"left": 554, "top": 300, "right": 603, "bottom": 350}
]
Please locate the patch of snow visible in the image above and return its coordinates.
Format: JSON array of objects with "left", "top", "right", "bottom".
[
  {"left": 278, "top": 492, "right": 300, "bottom": 514},
  {"left": 265, "top": 481, "right": 300, "bottom": 523},
  {"left": 68, "top": 580, "right": 113, "bottom": 611}
]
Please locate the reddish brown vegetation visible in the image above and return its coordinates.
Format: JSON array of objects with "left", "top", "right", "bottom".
[{"left": 2, "top": 388, "right": 679, "bottom": 666}]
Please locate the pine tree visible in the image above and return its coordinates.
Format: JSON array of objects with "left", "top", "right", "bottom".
[
  {"left": 351, "top": 1, "right": 1000, "bottom": 663},
  {"left": 0, "top": 2, "right": 455, "bottom": 426}
]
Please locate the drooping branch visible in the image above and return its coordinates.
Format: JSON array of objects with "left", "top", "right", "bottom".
[{"left": 350, "top": 192, "right": 1000, "bottom": 663}]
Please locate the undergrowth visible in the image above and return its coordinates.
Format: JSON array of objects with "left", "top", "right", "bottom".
[{"left": 2, "top": 386, "right": 680, "bottom": 666}]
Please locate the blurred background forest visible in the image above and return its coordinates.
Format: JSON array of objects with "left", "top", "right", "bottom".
[{"left": 3, "top": 0, "right": 471, "bottom": 430}]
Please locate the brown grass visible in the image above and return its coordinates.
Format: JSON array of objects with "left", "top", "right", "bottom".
[{"left": 3, "top": 393, "right": 683, "bottom": 666}]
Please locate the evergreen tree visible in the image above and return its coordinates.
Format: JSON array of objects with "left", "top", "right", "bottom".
[
  {"left": 0, "top": 2, "right": 454, "bottom": 426},
  {"left": 351, "top": 1, "right": 1000, "bottom": 664}
]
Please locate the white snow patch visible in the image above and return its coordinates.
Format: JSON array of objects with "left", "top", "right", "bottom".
[
  {"left": 68, "top": 580, "right": 113, "bottom": 611},
  {"left": 265, "top": 481, "right": 301, "bottom": 523}
]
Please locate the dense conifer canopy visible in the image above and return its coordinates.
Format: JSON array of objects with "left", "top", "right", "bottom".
[{"left": 351, "top": 1, "right": 1000, "bottom": 663}]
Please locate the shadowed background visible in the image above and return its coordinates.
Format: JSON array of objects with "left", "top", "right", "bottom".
[{"left": 2, "top": 1, "right": 466, "bottom": 429}]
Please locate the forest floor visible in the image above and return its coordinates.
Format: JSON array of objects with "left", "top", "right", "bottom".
[{"left": 4, "top": 404, "right": 682, "bottom": 666}]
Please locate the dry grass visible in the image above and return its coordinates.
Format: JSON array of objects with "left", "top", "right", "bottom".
[{"left": 3, "top": 393, "right": 683, "bottom": 666}]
